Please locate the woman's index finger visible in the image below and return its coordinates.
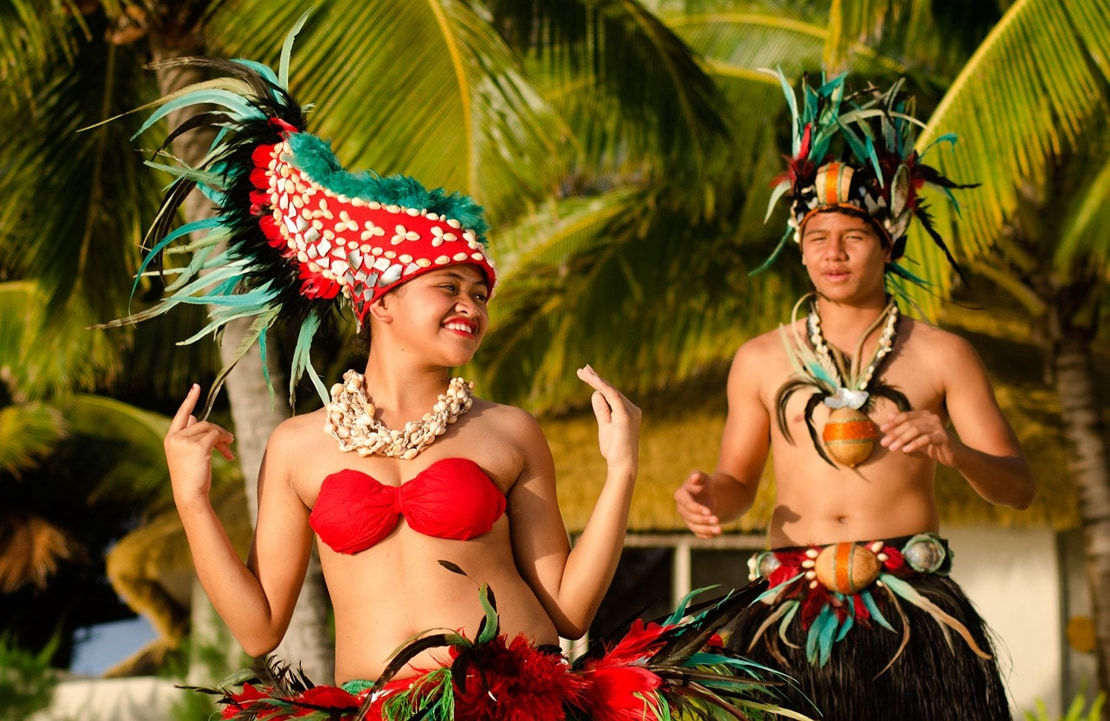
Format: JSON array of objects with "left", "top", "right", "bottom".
[{"left": 170, "top": 385, "right": 202, "bottom": 431}]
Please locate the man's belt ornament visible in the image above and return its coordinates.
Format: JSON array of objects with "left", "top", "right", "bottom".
[{"left": 746, "top": 535, "right": 988, "bottom": 670}]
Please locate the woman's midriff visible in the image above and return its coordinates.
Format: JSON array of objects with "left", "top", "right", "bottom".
[{"left": 319, "top": 524, "right": 557, "bottom": 684}]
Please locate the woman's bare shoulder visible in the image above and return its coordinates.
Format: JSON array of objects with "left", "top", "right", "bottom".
[
  {"left": 266, "top": 408, "right": 329, "bottom": 456},
  {"left": 471, "top": 398, "right": 544, "bottom": 438}
]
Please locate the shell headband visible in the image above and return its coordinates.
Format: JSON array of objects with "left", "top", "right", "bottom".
[
  {"left": 755, "top": 69, "right": 976, "bottom": 284},
  {"left": 99, "top": 17, "right": 494, "bottom": 414}
]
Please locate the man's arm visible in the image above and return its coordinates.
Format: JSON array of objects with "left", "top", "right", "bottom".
[
  {"left": 880, "top": 332, "right": 1035, "bottom": 509},
  {"left": 675, "top": 342, "right": 772, "bottom": 538}
]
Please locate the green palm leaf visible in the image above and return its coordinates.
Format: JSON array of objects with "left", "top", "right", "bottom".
[
  {"left": 1056, "top": 133, "right": 1110, "bottom": 276},
  {"left": 0, "top": 20, "right": 162, "bottom": 325},
  {"left": 505, "top": 0, "right": 730, "bottom": 177},
  {"left": 62, "top": 394, "right": 172, "bottom": 503},
  {"left": 0, "top": 405, "right": 65, "bottom": 479},
  {"left": 0, "top": 281, "right": 120, "bottom": 397},
  {"left": 910, "top": 0, "right": 1110, "bottom": 299},
  {"left": 205, "top": 0, "right": 561, "bottom": 220},
  {"left": 0, "top": 0, "right": 85, "bottom": 103}
]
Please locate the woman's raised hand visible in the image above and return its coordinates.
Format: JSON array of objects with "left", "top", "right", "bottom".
[
  {"left": 165, "top": 384, "right": 236, "bottom": 508},
  {"left": 576, "top": 365, "right": 641, "bottom": 474}
]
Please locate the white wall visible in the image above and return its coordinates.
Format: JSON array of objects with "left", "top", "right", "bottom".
[{"left": 946, "top": 525, "right": 1062, "bottom": 719}]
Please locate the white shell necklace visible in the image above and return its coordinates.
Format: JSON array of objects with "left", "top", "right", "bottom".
[
  {"left": 324, "top": 370, "right": 473, "bottom": 459},
  {"left": 807, "top": 297, "right": 899, "bottom": 410}
]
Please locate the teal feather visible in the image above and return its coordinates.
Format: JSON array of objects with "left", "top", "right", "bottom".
[
  {"left": 835, "top": 606, "right": 853, "bottom": 642},
  {"left": 258, "top": 328, "right": 274, "bottom": 408},
  {"left": 234, "top": 58, "right": 281, "bottom": 89},
  {"left": 133, "top": 88, "right": 264, "bottom": 139},
  {"left": 662, "top": 585, "right": 722, "bottom": 626},
  {"left": 861, "top": 588, "right": 895, "bottom": 632},
  {"left": 289, "top": 314, "right": 327, "bottom": 406},
  {"left": 920, "top": 132, "right": 958, "bottom": 158},
  {"left": 803, "top": 359, "right": 837, "bottom": 389},
  {"left": 807, "top": 606, "right": 840, "bottom": 667},
  {"left": 768, "top": 67, "right": 802, "bottom": 154},
  {"left": 748, "top": 227, "right": 793, "bottom": 277}
]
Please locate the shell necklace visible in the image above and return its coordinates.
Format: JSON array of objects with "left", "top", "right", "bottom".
[
  {"left": 324, "top": 370, "right": 473, "bottom": 459},
  {"left": 807, "top": 296, "right": 899, "bottom": 411}
]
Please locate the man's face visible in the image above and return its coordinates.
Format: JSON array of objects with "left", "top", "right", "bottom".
[{"left": 799, "top": 210, "right": 891, "bottom": 303}]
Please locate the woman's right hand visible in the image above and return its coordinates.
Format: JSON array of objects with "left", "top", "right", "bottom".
[{"left": 165, "top": 384, "right": 235, "bottom": 508}]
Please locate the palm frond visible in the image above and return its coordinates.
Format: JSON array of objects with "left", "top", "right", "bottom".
[
  {"left": 0, "top": 25, "right": 163, "bottom": 327},
  {"left": 1055, "top": 131, "right": 1110, "bottom": 275},
  {"left": 0, "top": 0, "right": 85, "bottom": 104},
  {"left": 824, "top": 0, "right": 1001, "bottom": 78},
  {"left": 0, "top": 405, "right": 66, "bottom": 478},
  {"left": 910, "top": 0, "right": 1110, "bottom": 294},
  {"left": 476, "top": 187, "right": 809, "bottom": 411},
  {"left": 61, "top": 394, "right": 171, "bottom": 503},
  {"left": 490, "top": 0, "right": 731, "bottom": 176},
  {"left": 0, "top": 281, "right": 122, "bottom": 398},
  {"left": 205, "top": 0, "right": 562, "bottom": 221},
  {"left": 0, "top": 512, "right": 82, "bottom": 593}
]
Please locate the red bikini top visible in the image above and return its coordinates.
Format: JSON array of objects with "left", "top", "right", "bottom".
[{"left": 308, "top": 457, "right": 507, "bottom": 554}]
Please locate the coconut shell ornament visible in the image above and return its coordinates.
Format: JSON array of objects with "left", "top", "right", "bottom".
[
  {"left": 821, "top": 407, "right": 881, "bottom": 468},
  {"left": 776, "top": 294, "right": 910, "bottom": 468}
]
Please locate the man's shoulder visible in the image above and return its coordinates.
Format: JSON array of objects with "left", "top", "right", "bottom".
[
  {"left": 901, "top": 318, "right": 978, "bottom": 358},
  {"left": 737, "top": 321, "right": 801, "bottom": 357}
]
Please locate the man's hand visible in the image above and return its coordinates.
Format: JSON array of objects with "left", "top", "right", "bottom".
[
  {"left": 880, "top": 409, "right": 961, "bottom": 466},
  {"left": 674, "top": 470, "right": 723, "bottom": 539}
]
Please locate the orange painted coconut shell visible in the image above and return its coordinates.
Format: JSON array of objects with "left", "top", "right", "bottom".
[
  {"left": 814, "top": 542, "right": 882, "bottom": 594},
  {"left": 822, "top": 406, "right": 880, "bottom": 467}
]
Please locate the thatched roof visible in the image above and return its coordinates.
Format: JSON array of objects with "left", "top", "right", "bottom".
[{"left": 545, "top": 288, "right": 1106, "bottom": 535}]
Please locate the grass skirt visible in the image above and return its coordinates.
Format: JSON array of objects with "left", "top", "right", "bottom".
[{"left": 724, "top": 537, "right": 1012, "bottom": 721}]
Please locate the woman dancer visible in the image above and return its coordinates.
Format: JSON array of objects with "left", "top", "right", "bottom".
[{"left": 106, "top": 18, "right": 800, "bottom": 721}]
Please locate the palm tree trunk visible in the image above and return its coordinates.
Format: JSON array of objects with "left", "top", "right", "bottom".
[
  {"left": 1054, "top": 327, "right": 1110, "bottom": 713},
  {"left": 147, "top": 29, "right": 333, "bottom": 684}
]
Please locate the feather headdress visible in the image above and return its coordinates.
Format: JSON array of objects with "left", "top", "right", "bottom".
[
  {"left": 96, "top": 15, "right": 496, "bottom": 415},
  {"left": 755, "top": 69, "right": 976, "bottom": 286}
]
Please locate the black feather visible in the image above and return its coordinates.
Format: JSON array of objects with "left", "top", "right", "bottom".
[{"left": 803, "top": 393, "right": 837, "bottom": 468}]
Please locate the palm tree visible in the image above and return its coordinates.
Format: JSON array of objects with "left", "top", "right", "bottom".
[{"left": 1, "top": 0, "right": 742, "bottom": 680}]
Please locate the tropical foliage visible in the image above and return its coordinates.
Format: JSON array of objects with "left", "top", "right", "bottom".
[{"left": 2, "top": 0, "right": 1109, "bottom": 712}]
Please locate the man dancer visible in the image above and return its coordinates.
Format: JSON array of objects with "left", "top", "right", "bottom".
[{"left": 674, "top": 73, "right": 1034, "bottom": 720}]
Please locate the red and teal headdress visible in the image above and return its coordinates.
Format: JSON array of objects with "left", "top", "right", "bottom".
[
  {"left": 100, "top": 18, "right": 495, "bottom": 414},
  {"left": 757, "top": 69, "right": 975, "bottom": 286}
]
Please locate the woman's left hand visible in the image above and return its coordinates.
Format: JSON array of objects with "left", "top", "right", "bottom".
[{"left": 577, "top": 365, "right": 641, "bottom": 473}]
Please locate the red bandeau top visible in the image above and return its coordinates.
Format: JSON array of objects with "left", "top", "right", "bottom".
[{"left": 308, "top": 457, "right": 507, "bottom": 554}]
